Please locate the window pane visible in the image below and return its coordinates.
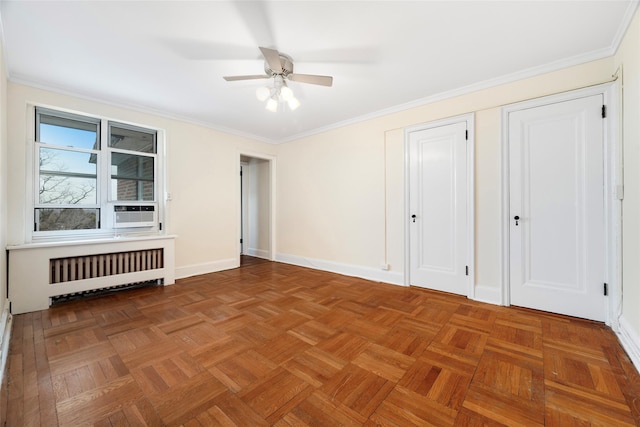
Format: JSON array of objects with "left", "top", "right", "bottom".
[
  {"left": 39, "top": 175, "right": 97, "bottom": 205},
  {"left": 110, "top": 124, "right": 156, "bottom": 153},
  {"left": 40, "top": 147, "right": 97, "bottom": 175},
  {"left": 111, "top": 153, "right": 153, "bottom": 179},
  {"left": 39, "top": 148, "right": 97, "bottom": 205},
  {"left": 111, "top": 153, "right": 154, "bottom": 201},
  {"left": 111, "top": 179, "right": 154, "bottom": 201},
  {"left": 38, "top": 113, "right": 99, "bottom": 149},
  {"left": 35, "top": 208, "right": 99, "bottom": 231}
]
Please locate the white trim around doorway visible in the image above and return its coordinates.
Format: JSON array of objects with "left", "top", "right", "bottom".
[{"left": 237, "top": 151, "right": 277, "bottom": 264}]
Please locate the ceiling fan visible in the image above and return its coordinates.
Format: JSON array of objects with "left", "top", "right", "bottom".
[{"left": 223, "top": 47, "right": 333, "bottom": 87}]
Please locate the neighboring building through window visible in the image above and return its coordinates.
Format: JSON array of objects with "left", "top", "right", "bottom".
[
  {"left": 32, "top": 107, "right": 162, "bottom": 238},
  {"left": 109, "top": 123, "right": 156, "bottom": 202}
]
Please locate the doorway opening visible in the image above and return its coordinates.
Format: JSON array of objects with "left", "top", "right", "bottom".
[{"left": 239, "top": 153, "right": 276, "bottom": 265}]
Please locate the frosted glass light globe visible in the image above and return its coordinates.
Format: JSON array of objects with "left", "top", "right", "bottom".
[
  {"left": 265, "top": 98, "right": 278, "bottom": 112},
  {"left": 256, "top": 86, "right": 271, "bottom": 101},
  {"left": 288, "top": 97, "right": 300, "bottom": 111},
  {"left": 280, "top": 86, "right": 293, "bottom": 101}
]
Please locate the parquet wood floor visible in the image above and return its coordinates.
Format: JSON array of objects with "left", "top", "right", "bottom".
[{"left": 4, "top": 256, "right": 640, "bottom": 426}]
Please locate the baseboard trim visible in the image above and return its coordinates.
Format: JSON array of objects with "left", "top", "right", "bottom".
[
  {"left": 275, "top": 253, "right": 405, "bottom": 286},
  {"left": 175, "top": 258, "right": 238, "bottom": 280},
  {"left": 617, "top": 315, "right": 640, "bottom": 374},
  {"left": 245, "top": 248, "right": 270, "bottom": 260},
  {"left": 473, "top": 284, "right": 502, "bottom": 306}
]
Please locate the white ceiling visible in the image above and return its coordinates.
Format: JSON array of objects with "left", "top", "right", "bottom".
[{"left": 0, "top": 1, "right": 636, "bottom": 143}]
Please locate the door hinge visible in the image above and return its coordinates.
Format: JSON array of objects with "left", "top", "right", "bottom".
[
  {"left": 602, "top": 105, "right": 606, "bottom": 118},
  {"left": 240, "top": 238, "right": 243, "bottom": 244},
  {"left": 240, "top": 170, "right": 243, "bottom": 176},
  {"left": 604, "top": 283, "right": 608, "bottom": 296},
  {"left": 159, "top": 222, "right": 163, "bottom": 231},
  {"left": 465, "top": 130, "right": 468, "bottom": 140},
  {"left": 465, "top": 266, "right": 469, "bottom": 276}
]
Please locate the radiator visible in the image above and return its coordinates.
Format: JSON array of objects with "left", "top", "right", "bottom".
[
  {"left": 8, "top": 236, "right": 176, "bottom": 314},
  {"left": 50, "top": 249, "right": 164, "bottom": 284}
]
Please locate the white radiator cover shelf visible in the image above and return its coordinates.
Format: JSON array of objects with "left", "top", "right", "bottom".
[{"left": 8, "top": 235, "right": 176, "bottom": 314}]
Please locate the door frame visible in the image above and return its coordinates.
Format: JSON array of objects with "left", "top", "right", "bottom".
[
  {"left": 240, "top": 161, "right": 249, "bottom": 255},
  {"left": 500, "top": 83, "right": 620, "bottom": 327},
  {"left": 404, "top": 113, "right": 475, "bottom": 298},
  {"left": 237, "top": 151, "right": 277, "bottom": 263}
]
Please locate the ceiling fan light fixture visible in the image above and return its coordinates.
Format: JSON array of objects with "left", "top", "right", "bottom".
[
  {"left": 280, "top": 86, "right": 293, "bottom": 101},
  {"left": 265, "top": 98, "right": 279, "bottom": 112},
  {"left": 261, "top": 78, "right": 299, "bottom": 112},
  {"left": 287, "top": 97, "right": 300, "bottom": 111},
  {"left": 256, "top": 86, "right": 271, "bottom": 101},
  {"left": 225, "top": 47, "right": 333, "bottom": 113}
]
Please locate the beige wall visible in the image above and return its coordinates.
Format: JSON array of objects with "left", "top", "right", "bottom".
[
  {"left": 277, "top": 57, "right": 615, "bottom": 294},
  {"left": 6, "top": 83, "right": 276, "bottom": 275},
  {"left": 276, "top": 124, "right": 387, "bottom": 269},
  {"left": 616, "top": 10, "right": 640, "bottom": 339}
]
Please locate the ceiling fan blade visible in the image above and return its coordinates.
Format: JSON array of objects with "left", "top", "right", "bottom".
[
  {"left": 223, "top": 75, "right": 270, "bottom": 81},
  {"left": 234, "top": 2, "right": 275, "bottom": 48},
  {"left": 259, "top": 47, "right": 283, "bottom": 74},
  {"left": 288, "top": 73, "right": 333, "bottom": 87}
]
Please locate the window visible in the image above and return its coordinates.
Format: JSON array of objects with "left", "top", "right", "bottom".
[
  {"left": 32, "top": 107, "right": 162, "bottom": 238},
  {"left": 109, "top": 124, "right": 156, "bottom": 202}
]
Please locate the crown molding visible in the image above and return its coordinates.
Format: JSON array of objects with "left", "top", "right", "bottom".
[
  {"left": 7, "top": 74, "right": 279, "bottom": 145},
  {"left": 611, "top": 0, "right": 640, "bottom": 55},
  {"left": 280, "top": 47, "right": 616, "bottom": 143},
  {"left": 4, "top": 0, "right": 638, "bottom": 146},
  {"left": 280, "top": 0, "right": 639, "bottom": 144}
]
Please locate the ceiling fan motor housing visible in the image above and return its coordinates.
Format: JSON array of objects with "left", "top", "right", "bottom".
[{"left": 265, "top": 54, "right": 294, "bottom": 78}]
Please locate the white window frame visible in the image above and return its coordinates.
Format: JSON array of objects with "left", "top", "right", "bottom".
[
  {"left": 107, "top": 121, "right": 158, "bottom": 206},
  {"left": 26, "top": 104, "right": 166, "bottom": 242}
]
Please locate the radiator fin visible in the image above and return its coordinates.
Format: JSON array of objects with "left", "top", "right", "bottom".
[{"left": 50, "top": 248, "right": 164, "bottom": 284}]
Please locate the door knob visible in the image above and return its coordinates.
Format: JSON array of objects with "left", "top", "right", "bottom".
[{"left": 514, "top": 215, "right": 520, "bottom": 226}]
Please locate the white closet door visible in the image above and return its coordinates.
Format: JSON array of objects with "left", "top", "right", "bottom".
[
  {"left": 409, "top": 121, "right": 468, "bottom": 296},
  {"left": 508, "top": 94, "right": 605, "bottom": 321}
]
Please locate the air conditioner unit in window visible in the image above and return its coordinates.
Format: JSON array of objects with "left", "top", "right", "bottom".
[{"left": 114, "top": 205, "right": 156, "bottom": 228}]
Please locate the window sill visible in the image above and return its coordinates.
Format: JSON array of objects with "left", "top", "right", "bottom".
[{"left": 7, "top": 234, "right": 176, "bottom": 251}]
